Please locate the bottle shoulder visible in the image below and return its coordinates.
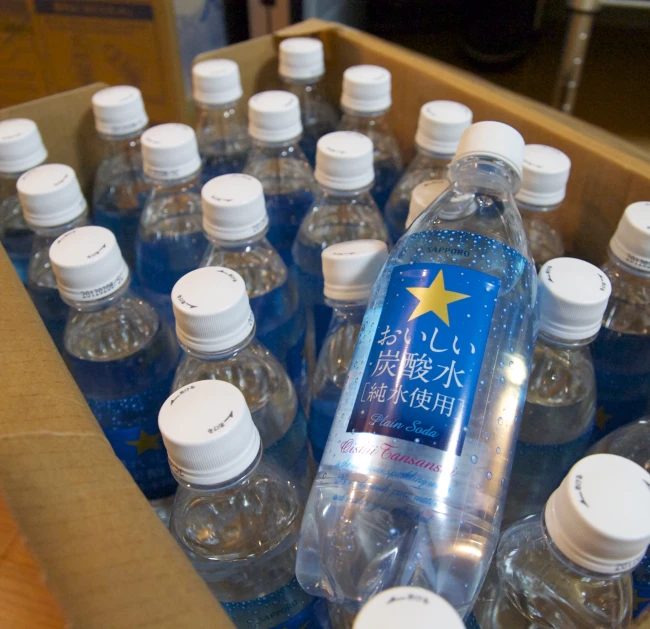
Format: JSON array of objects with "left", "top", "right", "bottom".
[
  {"left": 243, "top": 145, "right": 316, "bottom": 192},
  {"left": 338, "top": 114, "right": 402, "bottom": 165},
  {"left": 140, "top": 180, "right": 203, "bottom": 230},
  {"left": 313, "top": 318, "right": 363, "bottom": 393},
  {"left": 600, "top": 258, "right": 650, "bottom": 335}
]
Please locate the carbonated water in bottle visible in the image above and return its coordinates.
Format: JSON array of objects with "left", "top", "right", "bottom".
[
  {"left": 279, "top": 37, "right": 339, "bottom": 167},
  {"left": 384, "top": 101, "right": 472, "bottom": 242},
  {"left": 243, "top": 90, "right": 317, "bottom": 266},
  {"left": 91, "top": 86, "right": 149, "bottom": 269},
  {"left": 50, "top": 226, "right": 179, "bottom": 520},
  {"left": 162, "top": 379, "right": 322, "bottom": 629},
  {"left": 309, "top": 239, "right": 388, "bottom": 462},
  {"left": 405, "top": 179, "right": 451, "bottom": 231},
  {"left": 471, "top": 454, "right": 650, "bottom": 628},
  {"left": 18, "top": 164, "right": 89, "bottom": 352},
  {"left": 591, "top": 202, "right": 650, "bottom": 437},
  {"left": 589, "top": 419, "right": 650, "bottom": 618},
  {"left": 515, "top": 144, "right": 571, "bottom": 271},
  {"left": 136, "top": 123, "right": 207, "bottom": 324},
  {"left": 192, "top": 59, "right": 250, "bottom": 183},
  {"left": 292, "top": 131, "right": 390, "bottom": 356},
  {"left": 0, "top": 118, "right": 47, "bottom": 283},
  {"left": 295, "top": 121, "right": 538, "bottom": 618},
  {"left": 199, "top": 173, "right": 308, "bottom": 400},
  {"left": 503, "top": 257, "right": 611, "bottom": 527},
  {"left": 170, "top": 266, "right": 313, "bottom": 492},
  {"left": 338, "top": 65, "right": 403, "bottom": 210}
]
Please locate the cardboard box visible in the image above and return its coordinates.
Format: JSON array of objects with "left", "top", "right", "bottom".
[
  {"left": 1, "top": 18, "right": 649, "bottom": 628},
  {"left": 0, "top": 0, "right": 186, "bottom": 122}
]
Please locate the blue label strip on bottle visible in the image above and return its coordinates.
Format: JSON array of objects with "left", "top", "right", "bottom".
[{"left": 348, "top": 262, "right": 500, "bottom": 456}]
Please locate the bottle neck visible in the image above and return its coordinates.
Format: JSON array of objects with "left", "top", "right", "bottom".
[
  {"left": 537, "top": 329, "right": 595, "bottom": 349},
  {"left": 318, "top": 183, "right": 372, "bottom": 199},
  {"left": 326, "top": 297, "right": 369, "bottom": 317},
  {"left": 146, "top": 169, "right": 202, "bottom": 190},
  {"left": 341, "top": 107, "right": 389, "bottom": 119},
  {"left": 65, "top": 279, "right": 133, "bottom": 312},
  {"left": 414, "top": 145, "right": 455, "bottom": 163},
  {"left": 205, "top": 230, "right": 267, "bottom": 250},
  {"left": 516, "top": 198, "right": 562, "bottom": 214},
  {"left": 606, "top": 247, "right": 650, "bottom": 280},
  {"left": 195, "top": 98, "right": 241, "bottom": 112},
  {"left": 32, "top": 211, "right": 89, "bottom": 237},
  {"left": 179, "top": 326, "right": 256, "bottom": 362},
  {"left": 449, "top": 155, "right": 521, "bottom": 195},
  {"left": 281, "top": 75, "right": 324, "bottom": 88}
]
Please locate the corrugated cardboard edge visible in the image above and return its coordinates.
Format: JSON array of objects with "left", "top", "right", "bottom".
[{"left": 0, "top": 89, "right": 232, "bottom": 628}]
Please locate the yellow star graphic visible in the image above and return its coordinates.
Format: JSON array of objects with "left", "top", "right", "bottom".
[
  {"left": 595, "top": 406, "right": 613, "bottom": 432},
  {"left": 406, "top": 270, "right": 470, "bottom": 326},
  {"left": 126, "top": 430, "right": 162, "bottom": 456}
]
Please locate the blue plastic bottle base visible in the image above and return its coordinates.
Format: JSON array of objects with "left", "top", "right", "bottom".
[
  {"left": 27, "top": 284, "right": 68, "bottom": 353},
  {"left": 3, "top": 229, "right": 32, "bottom": 284},
  {"left": 93, "top": 204, "right": 142, "bottom": 269},
  {"left": 201, "top": 152, "right": 249, "bottom": 185}
]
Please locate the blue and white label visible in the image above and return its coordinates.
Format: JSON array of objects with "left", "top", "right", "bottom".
[{"left": 348, "top": 263, "right": 499, "bottom": 455}]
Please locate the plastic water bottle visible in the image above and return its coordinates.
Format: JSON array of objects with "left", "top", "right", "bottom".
[
  {"left": 515, "top": 144, "right": 571, "bottom": 271},
  {"left": 161, "top": 379, "right": 322, "bottom": 629},
  {"left": 503, "top": 257, "right": 611, "bottom": 527},
  {"left": 338, "top": 65, "right": 403, "bottom": 210},
  {"left": 136, "top": 123, "right": 207, "bottom": 324},
  {"left": 384, "top": 101, "right": 472, "bottom": 242},
  {"left": 0, "top": 118, "right": 47, "bottom": 282},
  {"left": 49, "top": 226, "right": 179, "bottom": 518},
  {"left": 200, "top": 173, "right": 308, "bottom": 398},
  {"left": 243, "top": 90, "right": 317, "bottom": 266},
  {"left": 170, "top": 266, "right": 313, "bottom": 492},
  {"left": 292, "top": 131, "right": 390, "bottom": 356},
  {"left": 278, "top": 37, "right": 339, "bottom": 167},
  {"left": 309, "top": 239, "right": 388, "bottom": 462},
  {"left": 405, "top": 180, "right": 451, "bottom": 231},
  {"left": 589, "top": 419, "right": 650, "bottom": 618},
  {"left": 91, "top": 86, "right": 149, "bottom": 269},
  {"left": 295, "top": 121, "right": 538, "bottom": 618},
  {"left": 471, "top": 454, "right": 650, "bottom": 628},
  {"left": 192, "top": 59, "right": 250, "bottom": 183},
  {"left": 591, "top": 201, "right": 650, "bottom": 438},
  {"left": 17, "top": 164, "right": 89, "bottom": 352},
  {"left": 353, "top": 587, "right": 464, "bottom": 629}
]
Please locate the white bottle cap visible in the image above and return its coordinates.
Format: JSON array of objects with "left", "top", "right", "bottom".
[
  {"left": 415, "top": 101, "right": 473, "bottom": 155},
  {"left": 91, "top": 86, "right": 148, "bottom": 136},
  {"left": 172, "top": 266, "right": 255, "bottom": 354},
  {"left": 248, "top": 91, "right": 302, "bottom": 143},
  {"left": 202, "top": 174, "right": 268, "bottom": 241},
  {"left": 406, "top": 179, "right": 449, "bottom": 229},
  {"left": 545, "top": 454, "right": 650, "bottom": 575},
  {"left": 279, "top": 37, "right": 325, "bottom": 80},
  {"left": 192, "top": 59, "right": 243, "bottom": 107},
  {"left": 17, "top": 164, "right": 87, "bottom": 229},
  {"left": 315, "top": 131, "right": 374, "bottom": 191},
  {"left": 340, "top": 65, "right": 392, "bottom": 114},
  {"left": 141, "top": 123, "right": 201, "bottom": 180},
  {"left": 452, "top": 121, "right": 525, "bottom": 178},
  {"left": 322, "top": 240, "right": 388, "bottom": 302},
  {"left": 0, "top": 118, "right": 48, "bottom": 174},
  {"left": 49, "top": 226, "right": 129, "bottom": 303},
  {"left": 516, "top": 144, "right": 572, "bottom": 207},
  {"left": 609, "top": 201, "right": 650, "bottom": 273},
  {"left": 158, "top": 380, "right": 261, "bottom": 487},
  {"left": 353, "top": 587, "right": 465, "bottom": 629},
  {"left": 538, "top": 257, "right": 611, "bottom": 341}
]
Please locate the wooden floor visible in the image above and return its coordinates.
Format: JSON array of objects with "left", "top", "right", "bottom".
[{"left": 0, "top": 496, "right": 66, "bottom": 629}]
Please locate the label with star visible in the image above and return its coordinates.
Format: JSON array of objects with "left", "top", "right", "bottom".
[{"left": 348, "top": 262, "right": 500, "bottom": 455}]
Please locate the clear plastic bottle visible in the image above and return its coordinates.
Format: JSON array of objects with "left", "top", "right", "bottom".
[
  {"left": 91, "top": 86, "right": 149, "bottom": 269},
  {"left": 161, "top": 379, "right": 322, "bottom": 629},
  {"left": 136, "top": 123, "right": 207, "bottom": 325},
  {"left": 200, "top": 173, "right": 308, "bottom": 400},
  {"left": 170, "top": 266, "right": 313, "bottom": 492},
  {"left": 295, "top": 121, "right": 538, "bottom": 618},
  {"left": 591, "top": 202, "right": 650, "bottom": 438},
  {"left": 471, "top": 454, "right": 650, "bottom": 629},
  {"left": 49, "top": 226, "right": 179, "bottom": 517},
  {"left": 292, "top": 131, "right": 390, "bottom": 356},
  {"left": 309, "top": 239, "right": 388, "bottom": 462},
  {"left": 278, "top": 37, "right": 339, "bottom": 167},
  {"left": 192, "top": 59, "right": 250, "bottom": 183},
  {"left": 515, "top": 144, "right": 571, "bottom": 271},
  {"left": 353, "top": 586, "right": 465, "bottom": 629},
  {"left": 17, "top": 164, "right": 90, "bottom": 352},
  {"left": 338, "top": 65, "right": 403, "bottom": 210},
  {"left": 0, "top": 118, "right": 47, "bottom": 283},
  {"left": 503, "top": 257, "right": 611, "bottom": 527},
  {"left": 243, "top": 90, "right": 317, "bottom": 266},
  {"left": 589, "top": 419, "right": 650, "bottom": 618},
  {"left": 405, "top": 179, "right": 451, "bottom": 231},
  {"left": 384, "top": 101, "right": 472, "bottom": 242}
]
